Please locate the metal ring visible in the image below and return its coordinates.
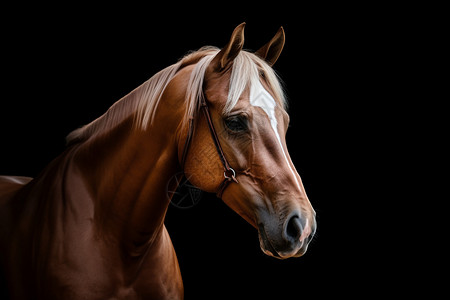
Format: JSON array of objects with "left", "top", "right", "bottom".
[{"left": 224, "top": 168, "right": 236, "bottom": 181}]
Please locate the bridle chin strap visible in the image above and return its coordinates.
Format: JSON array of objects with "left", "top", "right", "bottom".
[{"left": 180, "top": 93, "right": 238, "bottom": 198}]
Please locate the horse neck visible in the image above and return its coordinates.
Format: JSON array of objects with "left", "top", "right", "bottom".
[{"left": 73, "top": 104, "right": 184, "bottom": 256}]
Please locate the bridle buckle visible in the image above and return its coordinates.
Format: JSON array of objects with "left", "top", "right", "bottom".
[{"left": 224, "top": 168, "right": 238, "bottom": 183}]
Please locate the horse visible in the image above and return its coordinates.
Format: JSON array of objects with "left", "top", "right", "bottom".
[{"left": 0, "top": 23, "right": 316, "bottom": 299}]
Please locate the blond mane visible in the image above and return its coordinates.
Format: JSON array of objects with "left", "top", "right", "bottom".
[{"left": 66, "top": 47, "right": 286, "bottom": 144}]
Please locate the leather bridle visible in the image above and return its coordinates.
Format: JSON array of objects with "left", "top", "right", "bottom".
[{"left": 180, "top": 92, "right": 238, "bottom": 198}]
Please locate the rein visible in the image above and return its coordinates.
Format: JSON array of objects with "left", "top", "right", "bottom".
[{"left": 180, "top": 92, "right": 238, "bottom": 198}]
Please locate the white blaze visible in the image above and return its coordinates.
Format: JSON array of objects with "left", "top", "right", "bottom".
[{"left": 249, "top": 80, "right": 302, "bottom": 192}]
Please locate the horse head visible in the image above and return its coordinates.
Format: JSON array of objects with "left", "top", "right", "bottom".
[{"left": 183, "top": 23, "right": 316, "bottom": 259}]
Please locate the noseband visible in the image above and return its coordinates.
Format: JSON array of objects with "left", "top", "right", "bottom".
[{"left": 180, "top": 92, "right": 238, "bottom": 198}]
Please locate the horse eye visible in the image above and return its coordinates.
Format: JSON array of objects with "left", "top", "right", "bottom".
[{"left": 224, "top": 116, "right": 248, "bottom": 133}]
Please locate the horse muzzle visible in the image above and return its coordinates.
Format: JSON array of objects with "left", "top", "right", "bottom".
[{"left": 257, "top": 210, "right": 316, "bottom": 259}]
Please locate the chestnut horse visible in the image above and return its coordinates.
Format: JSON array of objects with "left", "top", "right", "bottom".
[{"left": 0, "top": 23, "right": 316, "bottom": 299}]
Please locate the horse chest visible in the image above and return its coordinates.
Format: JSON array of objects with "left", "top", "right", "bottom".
[
  {"left": 42, "top": 230, "right": 183, "bottom": 300},
  {"left": 3, "top": 221, "right": 182, "bottom": 299}
]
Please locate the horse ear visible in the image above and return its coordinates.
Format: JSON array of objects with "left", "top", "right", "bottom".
[
  {"left": 255, "top": 27, "right": 285, "bottom": 66},
  {"left": 211, "top": 22, "right": 246, "bottom": 71}
]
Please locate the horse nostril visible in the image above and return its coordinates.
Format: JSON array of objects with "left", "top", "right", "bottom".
[{"left": 285, "top": 215, "right": 303, "bottom": 241}]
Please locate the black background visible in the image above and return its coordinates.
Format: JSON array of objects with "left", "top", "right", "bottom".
[{"left": 0, "top": 3, "right": 426, "bottom": 299}]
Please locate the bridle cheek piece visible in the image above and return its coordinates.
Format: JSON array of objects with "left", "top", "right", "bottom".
[{"left": 180, "top": 92, "right": 238, "bottom": 198}]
